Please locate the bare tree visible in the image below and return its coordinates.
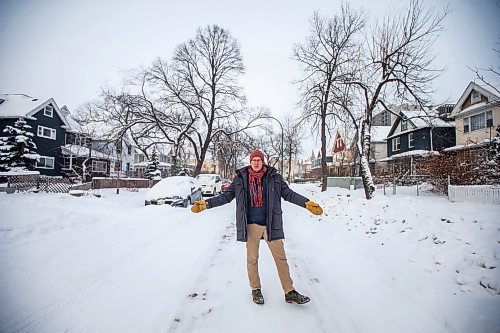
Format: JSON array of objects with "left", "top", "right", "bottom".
[
  {"left": 293, "top": 5, "right": 365, "bottom": 191},
  {"left": 345, "top": 0, "right": 450, "bottom": 199},
  {"left": 147, "top": 25, "right": 265, "bottom": 175}
]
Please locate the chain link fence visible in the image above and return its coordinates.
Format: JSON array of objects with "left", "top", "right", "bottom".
[{"left": 1, "top": 174, "right": 73, "bottom": 193}]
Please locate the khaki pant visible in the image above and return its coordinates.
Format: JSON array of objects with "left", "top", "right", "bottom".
[{"left": 246, "top": 223, "right": 294, "bottom": 293}]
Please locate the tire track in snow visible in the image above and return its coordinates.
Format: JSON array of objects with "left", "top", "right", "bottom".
[{"left": 165, "top": 220, "right": 237, "bottom": 333}]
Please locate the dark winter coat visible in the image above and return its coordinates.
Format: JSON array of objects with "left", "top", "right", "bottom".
[{"left": 206, "top": 166, "right": 309, "bottom": 242}]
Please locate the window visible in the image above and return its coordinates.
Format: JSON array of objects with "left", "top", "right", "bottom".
[
  {"left": 486, "top": 110, "right": 493, "bottom": 127},
  {"left": 463, "top": 117, "right": 469, "bottom": 133},
  {"left": 116, "top": 141, "right": 122, "bottom": 154},
  {"left": 408, "top": 133, "right": 414, "bottom": 148},
  {"left": 92, "top": 160, "right": 107, "bottom": 172},
  {"left": 471, "top": 113, "right": 485, "bottom": 131},
  {"left": 401, "top": 119, "right": 408, "bottom": 131},
  {"left": 471, "top": 90, "right": 481, "bottom": 104},
  {"left": 37, "top": 125, "right": 56, "bottom": 140},
  {"left": 36, "top": 156, "right": 55, "bottom": 169},
  {"left": 43, "top": 105, "right": 54, "bottom": 117},
  {"left": 392, "top": 137, "right": 400, "bottom": 151},
  {"left": 127, "top": 145, "right": 132, "bottom": 155}
]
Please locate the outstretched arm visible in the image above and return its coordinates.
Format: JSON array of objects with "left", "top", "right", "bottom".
[{"left": 205, "top": 176, "right": 238, "bottom": 208}]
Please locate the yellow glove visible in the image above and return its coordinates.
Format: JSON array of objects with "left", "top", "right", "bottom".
[
  {"left": 191, "top": 200, "right": 208, "bottom": 213},
  {"left": 305, "top": 201, "right": 323, "bottom": 215}
]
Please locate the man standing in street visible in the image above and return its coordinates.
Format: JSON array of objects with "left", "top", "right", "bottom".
[{"left": 191, "top": 149, "right": 323, "bottom": 305}]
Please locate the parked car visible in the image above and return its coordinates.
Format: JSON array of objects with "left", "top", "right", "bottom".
[
  {"left": 144, "top": 176, "right": 202, "bottom": 207},
  {"left": 221, "top": 179, "right": 232, "bottom": 192},
  {"left": 196, "top": 173, "right": 222, "bottom": 196}
]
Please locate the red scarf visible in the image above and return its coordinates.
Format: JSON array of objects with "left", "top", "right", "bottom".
[{"left": 248, "top": 166, "right": 267, "bottom": 207}]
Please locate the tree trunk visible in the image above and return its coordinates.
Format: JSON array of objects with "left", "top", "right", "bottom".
[
  {"left": 321, "top": 111, "right": 328, "bottom": 192},
  {"left": 359, "top": 120, "right": 375, "bottom": 199}
]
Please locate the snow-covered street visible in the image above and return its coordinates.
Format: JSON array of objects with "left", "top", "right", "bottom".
[{"left": 1, "top": 185, "right": 499, "bottom": 333}]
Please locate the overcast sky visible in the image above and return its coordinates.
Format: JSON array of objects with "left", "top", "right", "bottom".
[{"left": 1, "top": 0, "right": 499, "bottom": 155}]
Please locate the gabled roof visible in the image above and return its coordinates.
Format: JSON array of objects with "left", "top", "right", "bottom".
[
  {"left": 387, "top": 108, "right": 454, "bottom": 139},
  {"left": 371, "top": 126, "right": 391, "bottom": 142},
  {"left": 60, "top": 106, "right": 82, "bottom": 134},
  {"left": 0, "top": 94, "right": 72, "bottom": 129},
  {"left": 450, "top": 81, "right": 500, "bottom": 117}
]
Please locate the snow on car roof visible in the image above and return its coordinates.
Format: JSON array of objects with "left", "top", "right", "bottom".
[{"left": 144, "top": 176, "right": 199, "bottom": 200}]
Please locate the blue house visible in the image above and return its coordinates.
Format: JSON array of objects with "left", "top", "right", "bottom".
[
  {"left": 0, "top": 94, "right": 73, "bottom": 176},
  {"left": 383, "top": 107, "right": 456, "bottom": 176}
]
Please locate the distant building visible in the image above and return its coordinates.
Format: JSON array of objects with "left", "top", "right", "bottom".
[
  {"left": 449, "top": 81, "right": 499, "bottom": 146},
  {"left": 372, "top": 109, "right": 391, "bottom": 126}
]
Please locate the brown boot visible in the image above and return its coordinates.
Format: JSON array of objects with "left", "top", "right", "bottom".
[
  {"left": 252, "top": 289, "right": 264, "bottom": 305},
  {"left": 285, "top": 290, "right": 310, "bottom": 304}
]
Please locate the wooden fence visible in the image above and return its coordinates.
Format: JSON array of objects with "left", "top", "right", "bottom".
[
  {"left": 448, "top": 185, "right": 500, "bottom": 204},
  {"left": 92, "top": 177, "right": 159, "bottom": 190}
]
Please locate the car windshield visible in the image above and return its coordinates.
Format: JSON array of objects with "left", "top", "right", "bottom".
[{"left": 197, "top": 175, "right": 215, "bottom": 182}]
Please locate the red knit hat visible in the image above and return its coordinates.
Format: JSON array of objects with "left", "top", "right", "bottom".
[{"left": 249, "top": 149, "right": 265, "bottom": 162}]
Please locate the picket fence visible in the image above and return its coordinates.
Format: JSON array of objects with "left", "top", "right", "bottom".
[{"left": 448, "top": 185, "right": 500, "bottom": 205}]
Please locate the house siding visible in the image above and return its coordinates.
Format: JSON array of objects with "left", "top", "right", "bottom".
[
  {"left": 29, "top": 104, "right": 66, "bottom": 176},
  {"left": 455, "top": 105, "right": 500, "bottom": 145},
  {"left": 387, "top": 127, "right": 456, "bottom": 157},
  {"left": 387, "top": 129, "right": 430, "bottom": 156},
  {"left": 461, "top": 91, "right": 489, "bottom": 111}
]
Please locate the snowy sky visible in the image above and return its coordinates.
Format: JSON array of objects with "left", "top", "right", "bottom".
[{"left": 0, "top": 0, "right": 499, "bottom": 155}]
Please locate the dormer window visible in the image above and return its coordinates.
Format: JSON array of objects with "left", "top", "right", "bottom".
[
  {"left": 401, "top": 118, "right": 408, "bottom": 131},
  {"left": 470, "top": 90, "right": 481, "bottom": 104},
  {"left": 44, "top": 105, "right": 54, "bottom": 117}
]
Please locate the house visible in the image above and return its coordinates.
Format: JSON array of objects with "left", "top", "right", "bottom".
[
  {"left": 295, "top": 158, "right": 312, "bottom": 180},
  {"left": 350, "top": 124, "right": 391, "bottom": 177},
  {"left": 0, "top": 94, "right": 73, "bottom": 176},
  {"left": 79, "top": 120, "right": 138, "bottom": 178},
  {"left": 383, "top": 106, "right": 456, "bottom": 176},
  {"left": 449, "top": 81, "right": 499, "bottom": 146},
  {"left": 133, "top": 145, "right": 172, "bottom": 178},
  {"left": 310, "top": 148, "right": 338, "bottom": 178}
]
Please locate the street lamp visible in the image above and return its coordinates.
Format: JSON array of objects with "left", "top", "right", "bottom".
[{"left": 263, "top": 115, "right": 284, "bottom": 176}]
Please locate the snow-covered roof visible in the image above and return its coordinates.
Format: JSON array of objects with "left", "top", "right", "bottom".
[
  {"left": 442, "top": 139, "right": 493, "bottom": 152},
  {"left": 386, "top": 108, "right": 455, "bottom": 139},
  {"left": 450, "top": 81, "right": 500, "bottom": 117},
  {"left": 60, "top": 144, "right": 111, "bottom": 159},
  {"left": 371, "top": 126, "right": 391, "bottom": 142},
  {"left": 134, "top": 161, "right": 172, "bottom": 168},
  {"left": 379, "top": 149, "right": 439, "bottom": 161},
  {"left": 60, "top": 106, "right": 82, "bottom": 133},
  {"left": 0, "top": 94, "right": 72, "bottom": 129},
  {"left": 401, "top": 110, "right": 454, "bottom": 128},
  {"left": 0, "top": 94, "right": 44, "bottom": 118}
]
